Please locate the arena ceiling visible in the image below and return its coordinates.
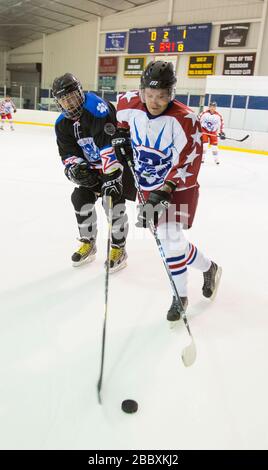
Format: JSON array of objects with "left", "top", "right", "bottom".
[{"left": 0, "top": 0, "right": 157, "bottom": 49}]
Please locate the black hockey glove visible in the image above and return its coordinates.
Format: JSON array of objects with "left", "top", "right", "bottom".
[
  {"left": 101, "top": 167, "right": 123, "bottom": 203},
  {"left": 65, "top": 161, "right": 101, "bottom": 189},
  {"left": 219, "top": 132, "right": 226, "bottom": 140},
  {"left": 136, "top": 187, "right": 174, "bottom": 228},
  {"left": 111, "top": 129, "right": 134, "bottom": 163}
]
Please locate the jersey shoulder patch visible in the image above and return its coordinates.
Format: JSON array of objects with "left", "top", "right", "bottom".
[
  {"left": 55, "top": 113, "right": 65, "bottom": 126},
  {"left": 166, "top": 101, "right": 196, "bottom": 127},
  {"left": 84, "top": 92, "right": 109, "bottom": 118},
  {"left": 117, "top": 91, "right": 141, "bottom": 112}
]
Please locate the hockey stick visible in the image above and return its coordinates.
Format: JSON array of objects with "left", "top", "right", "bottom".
[
  {"left": 224, "top": 134, "right": 249, "bottom": 142},
  {"left": 126, "top": 157, "right": 196, "bottom": 367},
  {"left": 97, "top": 195, "right": 113, "bottom": 404},
  {"left": 204, "top": 132, "right": 250, "bottom": 143}
]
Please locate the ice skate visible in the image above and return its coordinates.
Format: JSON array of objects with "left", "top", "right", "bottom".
[
  {"left": 107, "top": 244, "right": 127, "bottom": 273},
  {"left": 167, "top": 295, "right": 188, "bottom": 327},
  {"left": 72, "top": 238, "right": 96, "bottom": 267},
  {"left": 202, "top": 261, "right": 222, "bottom": 300}
]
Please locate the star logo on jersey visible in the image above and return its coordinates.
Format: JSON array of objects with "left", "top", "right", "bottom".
[
  {"left": 175, "top": 165, "right": 193, "bottom": 183},
  {"left": 97, "top": 102, "right": 108, "bottom": 113},
  {"left": 122, "top": 90, "right": 139, "bottom": 102},
  {"left": 191, "top": 128, "right": 202, "bottom": 146},
  {"left": 116, "top": 93, "right": 124, "bottom": 104},
  {"left": 185, "top": 112, "right": 198, "bottom": 126},
  {"left": 185, "top": 147, "right": 200, "bottom": 165}
]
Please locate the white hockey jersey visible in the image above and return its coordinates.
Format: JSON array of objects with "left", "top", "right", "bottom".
[
  {"left": 199, "top": 110, "right": 224, "bottom": 134},
  {"left": 0, "top": 99, "right": 16, "bottom": 114},
  {"left": 116, "top": 91, "right": 203, "bottom": 192}
]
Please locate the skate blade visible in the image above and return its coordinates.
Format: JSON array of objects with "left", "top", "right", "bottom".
[
  {"left": 210, "top": 266, "right": 222, "bottom": 300},
  {"left": 110, "top": 259, "right": 127, "bottom": 274},
  {"left": 169, "top": 319, "right": 181, "bottom": 330},
  {"left": 72, "top": 253, "right": 96, "bottom": 267}
]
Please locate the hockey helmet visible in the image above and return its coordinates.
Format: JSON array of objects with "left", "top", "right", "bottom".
[
  {"left": 52, "top": 73, "right": 85, "bottom": 120},
  {"left": 140, "top": 61, "right": 177, "bottom": 101}
]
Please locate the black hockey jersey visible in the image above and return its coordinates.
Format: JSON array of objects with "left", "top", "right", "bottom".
[
  {"left": 55, "top": 92, "right": 120, "bottom": 174},
  {"left": 55, "top": 92, "right": 136, "bottom": 200}
]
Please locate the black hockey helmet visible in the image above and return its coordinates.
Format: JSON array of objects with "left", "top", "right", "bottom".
[
  {"left": 141, "top": 61, "right": 177, "bottom": 89},
  {"left": 209, "top": 101, "right": 217, "bottom": 107},
  {"left": 52, "top": 73, "right": 85, "bottom": 120},
  {"left": 140, "top": 61, "right": 177, "bottom": 102}
]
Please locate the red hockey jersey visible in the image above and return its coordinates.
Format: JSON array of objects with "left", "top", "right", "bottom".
[{"left": 116, "top": 91, "right": 203, "bottom": 192}]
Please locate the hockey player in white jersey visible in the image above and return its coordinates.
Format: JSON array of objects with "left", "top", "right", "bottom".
[
  {"left": 113, "top": 61, "right": 222, "bottom": 322},
  {"left": 0, "top": 96, "right": 16, "bottom": 131},
  {"left": 199, "top": 101, "right": 225, "bottom": 164}
]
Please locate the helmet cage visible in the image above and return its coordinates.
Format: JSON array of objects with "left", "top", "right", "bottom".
[{"left": 52, "top": 76, "right": 85, "bottom": 120}]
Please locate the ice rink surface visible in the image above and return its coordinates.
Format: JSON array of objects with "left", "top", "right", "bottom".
[{"left": 0, "top": 124, "right": 267, "bottom": 450}]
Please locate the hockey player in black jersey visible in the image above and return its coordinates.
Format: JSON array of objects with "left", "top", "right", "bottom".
[{"left": 52, "top": 73, "right": 136, "bottom": 271}]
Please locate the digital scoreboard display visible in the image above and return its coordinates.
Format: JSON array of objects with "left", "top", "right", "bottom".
[{"left": 128, "top": 23, "right": 212, "bottom": 54}]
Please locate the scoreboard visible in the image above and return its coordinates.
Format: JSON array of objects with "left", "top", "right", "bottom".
[{"left": 128, "top": 23, "right": 212, "bottom": 54}]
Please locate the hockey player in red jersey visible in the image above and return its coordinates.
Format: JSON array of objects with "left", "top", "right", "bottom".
[
  {"left": 0, "top": 96, "right": 17, "bottom": 131},
  {"left": 113, "top": 61, "right": 222, "bottom": 322},
  {"left": 199, "top": 101, "right": 225, "bottom": 164}
]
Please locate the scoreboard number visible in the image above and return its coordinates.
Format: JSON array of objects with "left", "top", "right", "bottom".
[{"left": 128, "top": 23, "right": 212, "bottom": 54}]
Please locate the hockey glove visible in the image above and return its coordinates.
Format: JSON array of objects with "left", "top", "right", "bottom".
[
  {"left": 136, "top": 187, "right": 173, "bottom": 228},
  {"left": 219, "top": 132, "right": 226, "bottom": 140},
  {"left": 111, "top": 129, "right": 134, "bottom": 163},
  {"left": 65, "top": 162, "right": 101, "bottom": 189},
  {"left": 101, "top": 167, "right": 123, "bottom": 203}
]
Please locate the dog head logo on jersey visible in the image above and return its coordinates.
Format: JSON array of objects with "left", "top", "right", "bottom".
[{"left": 77, "top": 137, "right": 101, "bottom": 163}]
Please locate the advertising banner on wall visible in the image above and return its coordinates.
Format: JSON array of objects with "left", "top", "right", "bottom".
[
  {"left": 188, "top": 54, "right": 215, "bottom": 77},
  {"left": 98, "top": 76, "right": 116, "bottom": 91},
  {"left": 105, "top": 32, "right": 127, "bottom": 51},
  {"left": 99, "top": 57, "right": 118, "bottom": 75},
  {"left": 218, "top": 23, "right": 250, "bottom": 47},
  {"left": 223, "top": 53, "right": 256, "bottom": 75},
  {"left": 124, "top": 57, "right": 146, "bottom": 76}
]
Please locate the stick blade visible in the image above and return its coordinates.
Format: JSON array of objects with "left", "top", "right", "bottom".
[
  {"left": 240, "top": 134, "right": 249, "bottom": 142},
  {"left": 181, "top": 340, "right": 197, "bottom": 367}
]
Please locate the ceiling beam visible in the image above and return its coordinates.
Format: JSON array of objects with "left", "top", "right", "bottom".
[
  {"left": 23, "top": 4, "right": 75, "bottom": 26},
  {"left": 51, "top": 1, "right": 101, "bottom": 17},
  {"left": 83, "top": 0, "right": 120, "bottom": 12},
  {"left": 0, "top": 22, "right": 59, "bottom": 33},
  {"left": 29, "top": 1, "right": 89, "bottom": 22}
]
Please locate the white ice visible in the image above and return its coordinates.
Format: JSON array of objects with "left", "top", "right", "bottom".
[{"left": 0, "top": 124, "right": 267, "bottom": 450}]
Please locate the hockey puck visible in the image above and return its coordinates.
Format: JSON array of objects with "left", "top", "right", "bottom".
[{"left": 121, "top": 399, "right": 138, "bottom": 414}]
